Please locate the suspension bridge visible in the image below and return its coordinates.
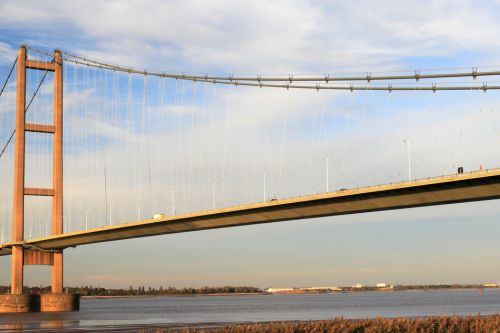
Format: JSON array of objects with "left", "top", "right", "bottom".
[{"left": 0, "top": 45, "right": 499, "bottom": 312}]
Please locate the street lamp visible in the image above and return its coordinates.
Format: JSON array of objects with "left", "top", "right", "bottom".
[
  {"left": 263, "top": 171, "right": 267, "bottom": 201},
  {"left": 171, "top": 190, "right": 176, "bottom": 215},
  {"left": 212, "top": 182, "right": 216, "bottom": 210},
  {"left": 402, "top": 139, "right": 414, "bottom": 181},
  {"left": 109, "top": 205, "right": 113, "bottom": 226},
  {"left": 322, "top": 156, "right": 329, "bottom": 192},
  {"left": 63, "top": 215, "right": 70, "bottom": 233}
]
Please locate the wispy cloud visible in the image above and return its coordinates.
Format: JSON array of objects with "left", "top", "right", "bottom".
[
  {"left": 0, "top": 42, "right": 16, "bottom": 65},
  {"left": 2, "top": 1, "right": 500, "bottom": 72}
]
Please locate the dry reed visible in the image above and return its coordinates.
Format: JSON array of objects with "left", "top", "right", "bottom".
[{"left": 156, "top": 315, "right": 500, "bottom": 333}]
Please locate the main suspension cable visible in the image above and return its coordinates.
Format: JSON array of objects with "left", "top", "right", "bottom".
[
  {"left": 55, "top": 60, "right": 500, "bottom": 91},
  {"left": 25, "top": 46, "right": 500, "bottom": 91},
  {"left": 57, "top": 49, "right": 500, "bottom": 83},
  {"left": 0, "top": 65, "right": 51, "bottom": 161},
  {"left": 0, "top": 56, "right": 18, "bottom": 100}
]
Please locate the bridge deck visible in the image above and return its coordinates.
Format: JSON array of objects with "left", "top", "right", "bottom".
[{"left": 1, "top": 169, "right": 500, "bottom": 256}]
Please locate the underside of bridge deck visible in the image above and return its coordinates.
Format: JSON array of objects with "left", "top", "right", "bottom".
[{"left": 1, "top": 168, "right": 499, "bottom": 256}]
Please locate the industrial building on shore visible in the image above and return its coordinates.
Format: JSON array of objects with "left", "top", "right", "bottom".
[{"left": 266, "top": 283, "right": 394, "bottom": 294}]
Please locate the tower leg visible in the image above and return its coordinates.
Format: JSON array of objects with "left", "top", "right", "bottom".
[
  {"left": 0, "top": 46, "right": 38, "bottom": 313},
  {"left": 11, "top": 247, "right": 23, "bottom": 294},
  {"left": 12, "top": 46, "right": 26, "bottom": 295},
  {"left": 51, "top": 252, "right": 63, "bottom": 293},
  {"left": 51, "top": 49, "right": 63, "bottom": 294},
  {"left": 40, "top": 48, "right": 79, "bottom": 313}
]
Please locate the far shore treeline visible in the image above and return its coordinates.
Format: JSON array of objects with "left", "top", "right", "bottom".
[
  {"left": 0, "top": 284, "right": 493, "bottom": 296},
  {"left": 0, "top": 285, "right": 262, "bottom": 296}
]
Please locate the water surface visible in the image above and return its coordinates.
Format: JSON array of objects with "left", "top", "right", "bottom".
[{"left": 0, "top": 289, "right": 498, "bottom": 331}]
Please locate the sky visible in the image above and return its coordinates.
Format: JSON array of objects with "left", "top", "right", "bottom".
[{"left": 0, "top": 0, "right": 500, "bottom": 289}]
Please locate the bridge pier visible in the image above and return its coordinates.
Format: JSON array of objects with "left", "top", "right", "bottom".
[
  {"left": 0, "top": 293, "right": 80, "bottom": 313},
  {"left": 0, "top": 46, "right": 79, "bottom": 313},
  {"left": 0, "top": 294, "right": 39, "bottom": 313},
  {"left": 40, "top": 293, "right": 80, "bottom": 312}
]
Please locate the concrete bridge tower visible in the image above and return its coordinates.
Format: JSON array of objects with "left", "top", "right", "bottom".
[{"left": 0, "top": 46, "right": 79, "bottom": 313}]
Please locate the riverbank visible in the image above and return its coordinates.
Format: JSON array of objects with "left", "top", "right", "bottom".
[
  {"left": 5, "top": 284, "right": 494, "bottom": 297},
  {"left": 79, "top": 286, "right": 492, "bottom": 298},
  {"left": 81, "top": 292, "right": 268, "bottom": 299},
  {"left": 159, "top": 315, "right": 500, "bottom": 332}
]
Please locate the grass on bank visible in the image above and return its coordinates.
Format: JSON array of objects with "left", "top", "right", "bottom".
[{"left": 159, "top": 315, "right": 500, "bottom": 333}]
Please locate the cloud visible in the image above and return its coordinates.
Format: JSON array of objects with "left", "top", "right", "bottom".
[
  {"left": 0, "top": 42, "right": 16, "bottom": 65},
  {"left": 2, "top": 1, "right": 500, "bottom": 73}
]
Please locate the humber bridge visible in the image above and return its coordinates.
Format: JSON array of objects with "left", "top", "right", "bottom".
[{"left": 0, "top": 46, "right": 499, "bottom": 311}]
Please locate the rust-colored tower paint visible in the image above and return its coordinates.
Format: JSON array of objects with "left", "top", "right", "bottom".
[
  {"left": 3, "top": 46, "right": 78, "bottom": 312},
  {"left": 11, "top": 46, "right": 26, "bottom": 295},
  {"left": 51, "top": 50, "right": 63, "bottom": 294}
]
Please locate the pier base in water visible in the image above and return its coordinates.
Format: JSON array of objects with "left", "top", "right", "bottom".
[
  {"left": 0, "top": 293, "right": 79, "bottom": 312},
  {"left": 0, "top": 294, "right": 39, "bottom": 313},
  {"left": 40, "top": 293, "right": 80, "bottom": 312}
]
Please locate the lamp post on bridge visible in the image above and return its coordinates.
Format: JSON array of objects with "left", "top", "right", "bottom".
[
  {"left": 211, "top": 182, "right": 222, "bottom": 210},
  {"left": 322, "top": 156, "right": 329, "bottom": 192},
  {"left": 170, "top": 190, "right": 176, "bottom": 215},
  {"left": 263, "top": 171, "right": 266, "bottom": 201},
  {"left": 63, "top": 215, "right": 70, "bottom": 233},
  {"left": 402, "top": 139, "right": 414, "bottom": 181}
]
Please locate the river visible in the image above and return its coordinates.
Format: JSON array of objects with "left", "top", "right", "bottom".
[{"left": 0, "top": 288, "right": 499, "bottom": 331}]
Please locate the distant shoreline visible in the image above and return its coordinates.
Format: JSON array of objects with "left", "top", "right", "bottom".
[
  {"left": 7, "top": 284, "right": 495, "bottom": 298},
  {"left": 81, "top": 292, "right": 268, "bottom": 299},
  {"left": 81, "top": 286, "right": 495, "bottom": 299}
]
